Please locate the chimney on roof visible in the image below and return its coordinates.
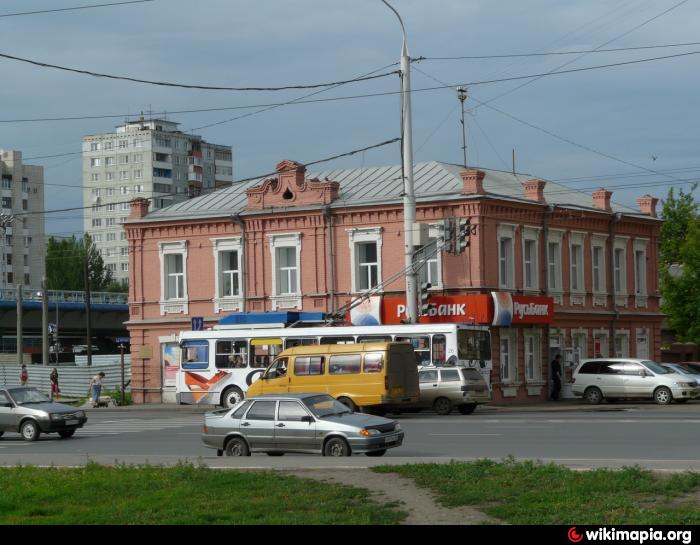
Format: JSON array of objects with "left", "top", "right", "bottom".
[
  {"left": 592, "top": 188, "right": 613, "bottom": 211},
  {"left": 523, "top": 179, "right": 547, "bottom": 203},
  {"left": 460, "top": 169, "right": 486, "bottom": 195},
  {"left": 636, "top": 194, "right": 658, "bottom": 218},
  {"left": 129, "top": 197, "right": 150, "bottom": 219}
]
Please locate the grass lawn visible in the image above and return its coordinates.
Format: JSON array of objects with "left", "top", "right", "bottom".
[
  {"left": 0, "top": 463, "right": 405, "bottom": 525},
  {"left": 375, "top": 459, "right": 700, "bottom": 525}
]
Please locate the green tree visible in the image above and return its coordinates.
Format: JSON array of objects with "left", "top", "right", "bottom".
[
  {"left": 659, "top": 185, "right": 700, "bottom": 343},
  {"left": 45, "top": 234, "right": 113, "bottom": 291}
]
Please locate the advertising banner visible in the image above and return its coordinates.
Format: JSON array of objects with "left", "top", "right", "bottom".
[
  {"left": 511, "top": 295, "right": 554, "bottom": 324},
  {"left": 350, "top": 296, "right": 382, "bottom": 326},
  {"left": 382, "top": 294, "right": 493, "bottom": 325}
]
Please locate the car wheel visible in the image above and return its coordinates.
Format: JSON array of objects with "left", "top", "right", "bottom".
[
  {"left": 457, "top": 403, "right": 477, "bottom": 415},
  {"left": 224, "top": 437, "right": 250, "bottom": 457},
  {"left": 365, "top": 450, "right": 387, "bottom": 457},
  {"left": 433, "top": 397, "right": 452, "bottom": 415},
  {"left": 337, "top": 397, "right": 357, "bottom": 412},
  {"left": 654, "top": 387, "right": 673, "bottom": 405},
  {"left": 584, "top": 387, "right": 603, "bottom": 405},
  {"left": 222, "top": 387, "right": 244, "bottom": 409},
  {"left": 266, "top": 452, "right": 285, "bottom": 456},
  {"left": 21, "top": 420, "right": 40, "bottom": 442},
  {"left": 58, "top": 430, "right": 75, "bottom": 439},
  {"left": 324, "top": 437, "right": 351, "bottom": 457}
]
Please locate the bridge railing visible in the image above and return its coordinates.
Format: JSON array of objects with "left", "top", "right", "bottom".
[{"left": 0, "top": 289, "right": 128, "bottom": 305}]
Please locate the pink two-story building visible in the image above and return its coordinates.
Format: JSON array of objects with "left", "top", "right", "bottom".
[{"left": 126, "top": 159, "right": 662, "bottom": 404}]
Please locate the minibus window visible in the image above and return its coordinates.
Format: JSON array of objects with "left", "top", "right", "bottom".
[
  {"left": 294, "top": 356, "right": 325, "bottom": 376},
  {"left": 181, "top": 341, "right": 209, "bottom": 370},
  {"left": 329, "top": 354, "right": 361, "bottom": 375},
  {"left": 285, "top": 338, "right": 318, "bottom": 348},
  {"left": 320, "top": 336, "right": 355, "bottom": 345},
  {"left": 363, "top": 352, "right": 384, "bottom": 373},
  {"left": 396, "top": 335, "right": 430, "bottom": 365},
  {"left": 250, "top": 338, "right": 283, "bottom": 368}
]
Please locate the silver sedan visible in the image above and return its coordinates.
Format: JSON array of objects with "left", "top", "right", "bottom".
[{"left": 201, "top": 393, "right": 404, "bottom": 457}]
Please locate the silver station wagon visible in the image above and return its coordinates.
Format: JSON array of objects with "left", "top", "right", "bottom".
[
  {"left": 202, "top": 393, "right": 404, "bottom": 457},
  {"left": 0, "top": 386, "right": 87, "bottom": 441}
]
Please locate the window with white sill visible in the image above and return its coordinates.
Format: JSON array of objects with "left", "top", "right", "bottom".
[
  {"left": 524, "top": 332, "right": 541, "bottom": 381},
  {"left": 159, "top": 241, "right": 188, "bottom": 314},
  {"left": 523, "top": 238, "right": 538, "bottom": 290},
  {"left": 211, "top": 237, "right": 244, "bottom": 313},
  {"left": 268, "top": 233, "right": 302, "bottom": 309},
  {"left": 499, "top": 332, "right": 517, "bottom": 383},
  {"left": 347, "top": 227, "right": 382, "bottom": 293}
]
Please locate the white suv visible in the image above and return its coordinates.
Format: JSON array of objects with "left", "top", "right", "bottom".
[{"left": 572, "top": 358, "right": 700, "bottom": 405}]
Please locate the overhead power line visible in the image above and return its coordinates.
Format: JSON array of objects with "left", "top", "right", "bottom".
[
  {"left": 421, "top": 41, "right": 700, "bottom": 60},
  {"left": 0, "top": 51, "right": 398, "bottom": 91},
  {"left": 0, "top": 0, "right": 154, "bottom": 18}
]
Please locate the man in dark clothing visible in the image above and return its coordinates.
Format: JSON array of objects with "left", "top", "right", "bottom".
[{"left": 550, "top": 354, "right": 562, "bottom": 401}]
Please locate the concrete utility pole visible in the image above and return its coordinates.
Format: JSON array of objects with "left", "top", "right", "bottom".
[
  {"left": 457, "top": 87, "right": 468, "bottom": 168},
  {"left": 41, "top": 276, "right": 49, "bottom": 366},
  {"left": 16, "top": 284, "right": 22, "bottom": 366},
  {"left": 382, "top": 0, "right": 417, "bottom": 323}
]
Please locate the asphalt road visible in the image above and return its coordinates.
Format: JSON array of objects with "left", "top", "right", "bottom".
[{"left": 1, "top": 403, "right": 699, "bottom": 470}]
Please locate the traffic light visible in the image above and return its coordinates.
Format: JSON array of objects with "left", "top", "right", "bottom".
[
  {"left": 456, "top": 218, "right": 471, "bottom": 254},
  {"left": 441, "top": 218, "right": 455, "bottom": 254},
  {"left": 419, "top": 282, "right": 435, "bottom": 316}
]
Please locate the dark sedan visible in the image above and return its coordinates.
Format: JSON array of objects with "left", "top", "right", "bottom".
[
  {"left": 202, "top": 393, "right": 404, "bottom": 457},
  {"left": 0, "top": 387, "right": 87, "bottom": 441}
]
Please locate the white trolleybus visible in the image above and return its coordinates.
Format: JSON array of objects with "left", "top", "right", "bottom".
[{"left": 176, "top": 312, "right": 492, "bottom": 407}]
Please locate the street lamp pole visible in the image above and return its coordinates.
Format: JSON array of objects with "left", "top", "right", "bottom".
[
  {"left": 381, "top": 0, "right": 417, "bottom": 323},
  {"left": 457, "top": 86, "right": 468, "bottom": 168}
]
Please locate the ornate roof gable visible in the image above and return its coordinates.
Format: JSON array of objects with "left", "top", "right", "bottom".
[{"left": 246, "top": 160, "right": 339, "bottom": 210}]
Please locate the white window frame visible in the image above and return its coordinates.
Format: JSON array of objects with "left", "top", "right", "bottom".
[
  {"left": 614, "top": 330, "right": 630, "bottom": 358},
  {"left": 524, "top": 330, "right": 542, "bottom": 381},
  {"left": 158, "top": 240, "right": 188, "bottom": 315},
  {"left": 569, "top": 233, "right": 585, "bottom": 294},
  {"left": 211, "top": 237, "right": 243, "bottom": 314},
  {"left": 592, "top": 330, "right": 609, "bottom": 358},
  {"left": 591, "top": 235, "right": 607, "bottom": 305},
  {"left": 522, "top": 227, "right": 539, "bottom": 292},
  {"left": 547, "top": 230, "right": 563, "bottom": 297},
  {"left": 499, "top": 330, "right": 517, "bottom": 383},
  {"left": 497, "top": 224, "right": 516, "bottom": 290},
  {"left": 347, "top": 227, "right": 383, "bottom": 294},
  {"left": 572, "top": 330, "right": 588, "bottom": 364},
  {"left": 267, "top": 233, "right": 302, "bottom": 310},
  {"left": 636, "top": 328, "right": 649, "bottom": 359},
  {"left": 633, "top": 239, "right": 648, "bottom": 306},
  {"left": 418, "top": 224, "right": 442, "bottom": 289},
  {"left": 90, "top": 158, "right": 100, "bottom": 167}
]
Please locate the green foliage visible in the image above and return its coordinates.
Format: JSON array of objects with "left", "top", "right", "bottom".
[
  {"left": 659, "top": 185, "right": 700, "bottom": 344},
  {"left": 45, "top": 234, "right": 113, "bottom": 291},
  {"left": 103, "top": 279, "right": 129, "bottom": 293},
  {"left": 102, "top": 388, "right": 132, "bottom": 406},
  {"left": 376, "top": 460, "right": 700, "bottom": 525},
  {"left": 0, "top": 464, "right": 405, "bottom": 525}
]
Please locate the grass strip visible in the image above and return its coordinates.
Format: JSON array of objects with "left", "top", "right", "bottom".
[
  {"left": 374, "top": 458, "right": 700, "bottom": 524},
  {"left": 0, "top": 462, "right": 405, "bottom": 525}
]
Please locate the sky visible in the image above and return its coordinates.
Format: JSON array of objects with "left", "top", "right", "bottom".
[{"left": 0, "top": 0, "right": 698, "bottom": 237}]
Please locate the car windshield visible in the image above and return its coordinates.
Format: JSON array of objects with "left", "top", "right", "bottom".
[
  {"left": 667, "top": 364, "right": 700, "bottom": 376},
  {"left": 8, "top": 388, "right": 51, "bottom": 404},
  {"left": 302, "top": 395, "right": 353, "bottom": 417},
  {"left": 641, "top": 360, "right": 671, "bottom": 374}
]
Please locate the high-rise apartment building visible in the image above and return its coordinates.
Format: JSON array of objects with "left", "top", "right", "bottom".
[
  {"left": 82, "top": 117, "right": 233, "bottom": 283},
  {"left": 0, "top": 150, "right": 45, "bottom": 291}
]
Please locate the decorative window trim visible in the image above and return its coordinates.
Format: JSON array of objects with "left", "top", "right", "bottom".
[
  {"left": 499, "top": 329, "right": 518, "bottom": 384},
  {"left": 211, "top": 237, "right": 243, "bottom": 314},
  {"left": 591, "top": 235, "right": 607, "bottom": 298},
  {"left": 547, "top": 230, "right": 563, "bottom": 294},
  {"left": 267, "top": 232, "right": 302, "bottom": 310},
  {"left": 592, "top": 329, "right": 610, "bottom": 358},
  {"left": 158, "top": 240, "right": 188, "bottom": 315},
  {"left": 614, "top": 238, "right": 628, "bottom": 296},
  {"left": 524, "top": 329, "right": 542, "bottom": 382},
  {"left": 569, "top": 232, "right": 585, "bottom": 296},
  {"left": 614, "top": 329, "right": 630, "bottom": 358},
  {"left": 419, "top": 224, "right": 443, "bottom": 289},
  {"left": 497, "top": 224, "right": 516, "bottom": 290},
  {"left": 633, "top": 239, "right": 648, "bottom": 301},
  {"left": 347, "top": 227, "right": 383, "bottom": 294}
]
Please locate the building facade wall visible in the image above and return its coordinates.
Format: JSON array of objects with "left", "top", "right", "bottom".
[
  {"left": 125, "top": 164, "right": 663, "bottom": 404},
  {"left": 0, "top": 150, "right": 45, "bottom": 291}
]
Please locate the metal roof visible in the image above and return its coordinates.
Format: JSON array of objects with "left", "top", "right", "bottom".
[{"left": 136, "top": 161, "right": 642, "bottom": 223}]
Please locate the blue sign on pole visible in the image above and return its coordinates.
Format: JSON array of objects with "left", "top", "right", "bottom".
[
  {"left": 116, "top": 337, "right": 130, "bottom": 344},
  {"left": 191, "top": 317, "right": 204, "bottom": 331}
]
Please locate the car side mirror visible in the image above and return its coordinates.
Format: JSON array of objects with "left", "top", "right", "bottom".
[
  {"left": 639, "top": 370, "right": 648, "bottom": 377},
  {"left": 301, "top": 416, "right": 314, "bottom": 424}
]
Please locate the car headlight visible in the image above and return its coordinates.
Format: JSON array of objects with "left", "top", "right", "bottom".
[
  {"left": 50, "top": 413, "right": 62, "bottom": 421},
  {"left": 360, "top": 428, "right": 381, "bottom": 437},
  {"left": 394, "top": 423, "right": 402, "bottom": 432},
  {"left": 75, "top": 411, "right": 86, "bottom": 419},
  {"left": 675, "top": 381, "right": 696, "bottom": 388}
]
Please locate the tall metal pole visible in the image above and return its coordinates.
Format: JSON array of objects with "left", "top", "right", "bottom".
[
  {"left": 16, "top": 284, "right": 22, "bottom": 366},
  {"left": 120, "top": 343, "right": 125, "bottom": 406},
  {"left": 457, "top": 87, "right": 468, "bottom": 168},
  {"left": 84, "top": 253, "right": 93, "bottom": 367},
  {"left": 382, "top": 0, "right": 417, "bottom": 323},
  {"left": 41, "top": 276, "right": 49, "bottom": 366}
]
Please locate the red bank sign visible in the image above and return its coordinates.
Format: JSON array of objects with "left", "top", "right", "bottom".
[{"left": 381, "top": 292, "right": 553, "bottom": 326}]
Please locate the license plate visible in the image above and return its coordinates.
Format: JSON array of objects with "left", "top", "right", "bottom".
[
  {"left": 384, "top": 435, "right": 398, "bottom": 444},
  {"left": 66, "top": 420, "right": 79, "bottom": 426},
  {"left": 391, "top": 387, "right": 403, "bottom": 396}
]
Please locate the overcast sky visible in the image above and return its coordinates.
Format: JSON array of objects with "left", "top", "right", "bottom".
[{"left": 1, "top": 0, "right": 698, "bottom": 236}]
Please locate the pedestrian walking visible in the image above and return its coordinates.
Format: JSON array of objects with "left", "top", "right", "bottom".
[
  {"left": 89, "top": 371, "right": 106, "bottom": 408},
  {"left": 550, "top": 354, "right": 562, "bottom": 401},
  {"left": 20, "top": 364, "right": 28, "bottom": 386},
  {"left": 50, "top": 367, "right": 60, "bottom": 401}
]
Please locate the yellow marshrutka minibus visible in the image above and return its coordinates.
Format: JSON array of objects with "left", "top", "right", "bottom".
[{"left": 246, "top": 342, "right": 420, "bottom": 414}]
